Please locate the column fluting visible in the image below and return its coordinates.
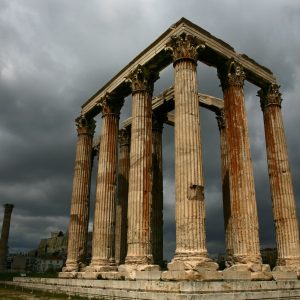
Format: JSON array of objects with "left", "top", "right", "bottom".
[
  {"left": 216, "top": 110, "right": 233, "bottom": 265},
  {"left": 258, "top": 84, "right": 300, "bottom": 270},
  {"left": 123, "top": 65, "right": 158, "bottom": 268},
  {"left": 115, "top": 128, "right": 131, "bottom": 265},
  {"left": 63, "top": 116, "right": 95, "bottom": 272},
  {"left": 88, "top": 94, "right": 123, "bottom": 272},
  {"left": 218, "top": 60, "right": 262, "bottom": 268},
  {"left": 166, "top": 33, "right": 215, "bottom": 269},
  {"left": 0, "top": 204, "right": 14, "bottom": 271},
  {"left": 152, "top": 114, "right": 164, "bottom": 266}
]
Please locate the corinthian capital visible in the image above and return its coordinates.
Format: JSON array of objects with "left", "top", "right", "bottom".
[
  {"left": 97, "top": 93, "right": 124, "bottom": 117},
  {"left": 218, "top": 59, "right": 246, "bottom": 91},
  {"left": 257, "top": 83, "right": 282, "bottom": 112},
  {"left": 165, "top": 32, "right": 205, "bottom": 64},
  {"left": 126, "top": 65, "right": 159, "bottom": 94},
  {"left": 75, "top": 115, "right": 96, "bottom": 136}
]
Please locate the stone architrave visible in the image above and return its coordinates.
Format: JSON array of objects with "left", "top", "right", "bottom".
[
  {"left": 115, "top": 128, "right": 131, "bottom": 265},
  {"left": 165, "top": 33, "right": 217, "bottom": 270},
  {"left": 218, "top": 60, "right": 262, "bottom": 270},
  {"left": 258, "top": 84, "right": 300, "bottom": 271},
  {"left": 62, "top": 117, "right": 95, "bottom": 273},
  {"left": 121, "top": 65, "right": 159, "bottom": 271},
  {"left": 0, "top": 204, "right": 14, "bottom": 271},
  {"left": 152, "top": 114, "right": 164, "bottom": 267},
  {"left": 216, "top": 110, "right": 233, "bottom": 265},
  {"left": 88, "top": 94, "right": 123, "bottom": 272}
]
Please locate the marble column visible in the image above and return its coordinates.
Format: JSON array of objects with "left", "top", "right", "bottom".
[
  {"left": 122, "top": 65, "right": 158, "bottom": 270},
  {"left": 166, "top": 33, "right": 216, "bottom": 270},
  {"left": 88, "top": 94, "right": 123, "bottom": 272},
  {"left": 62, "top": 116, "right": 95, "bottom": 273},
  {"left": 216, "top": 110, "right": 233, "bottom": 266},
  {"left": 115, "top": 128, "right": 131, "bottom": 265},
  {"left": 152, "top": 114, "right": 164, "bottom": 267},
  {"left": 0, "top": 204, "right": 14, "bottom": 271},
  {"left": 258, "top": 84, "right": 300, "bottom": 270},
  {"left": 218, "top": 60, "right": 262, "bottom": 269}
]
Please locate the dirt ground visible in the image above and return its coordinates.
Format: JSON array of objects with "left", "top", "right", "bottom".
[{"left": 0, "top": 284, "right": 86, "bottom": 300}]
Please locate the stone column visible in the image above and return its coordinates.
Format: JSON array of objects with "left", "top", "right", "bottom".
[
  {"left": 216, "top": 110, "right": 233, "bottom": 266},
  {"left": 152, "top": 114, "right": 164, "bottom": 267},
  {"left": 115, "top": 128, "right": 131, "bottom": 265},
  {"left": 258, "top": 84, "right": 300, "bottom": 271},
  {"left": 218, "top": 60, "right": 262, "bottom": 270},
  {"left": 88, "top": 94, "right": 123, "bottom": 273},
  {"left": 121, "top": 65, "right": 159, "bottom": 272},
  {"left": 165, "top": 33, "right": 217, "bottom": 271},
  {"left": 62, "top": 116, "right": 95, "bottom": 274},
  {"left": 0, "top": 204, "right": 14, "bottom": 271}
]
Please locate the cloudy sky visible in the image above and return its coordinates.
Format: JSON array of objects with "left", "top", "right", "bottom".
[{"left": 0, "top": 0, "right": 299, "bottom": 260}]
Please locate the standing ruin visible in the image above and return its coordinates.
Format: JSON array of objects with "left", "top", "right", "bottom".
[
  {"left": 60, "top": 18, "right": 300, "bottom": 281},
  {"left": 0, "top": 203, "right": 14, "bottom": 271}
]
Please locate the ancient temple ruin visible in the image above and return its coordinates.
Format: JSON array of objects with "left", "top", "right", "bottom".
[
  {"left": 60, "top": 18, "right": 300, "bottom": 281},
  {"left": 0, "top": 203, "right": 14, "bottom": 271}
]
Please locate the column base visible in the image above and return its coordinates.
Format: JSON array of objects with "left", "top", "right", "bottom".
[
  {"left": 118, "top": 263, "right": 160, "bottom": 280},
  {"left": 84, "top": 258, "right": 117, "bottom": 273},
  {"left": 58, "top": 271, "right": 78, "bottom": 279},
  {"left": 273, "top": 262, "right": 300, "bottom": 280},
  {"left": 223, "top": 263, "right": 272, "bottom": 281},
  {"left": 168, "top": 251, "right": 219, "bottom": 271}
]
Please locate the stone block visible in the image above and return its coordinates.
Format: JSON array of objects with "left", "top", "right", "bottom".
[
  {"left": 195, "top": 270, "right": 223, "bottom": 281},
  {"left": 78, "top": 272, "right": 100, "bottom": 279},
  {"left": 194, "top": 261, "right": 219, "bottom": 272},
  {"left": 222, "top": 270, "right": 251, "bottom": 281},
  {"left": 251, "top": 271, "right": 273, "bottom": 281},
  {"left": 135, "top": 271, "right": 162, "bottom": 280},
  {"left": 167, "top": 261, "right": 186, "bottom": 271},
  {"left": 161, "top": 270, "right": 192, "bottom": 281},
  {"left": 272, "top": 271, "right": 298, "bottom": 281},
  {"left": 58, "top": 271, "right": 77, "bottom": 279},
  {"left": 224, "top": 264, "right": 249, "bottom": 272},
  {"left": 100, "top": 272, "right": 125, "bottom": 280}
]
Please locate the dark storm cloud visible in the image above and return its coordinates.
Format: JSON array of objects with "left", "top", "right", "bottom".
[{"left": 0, "top": 0, "right": 299, "bottom": 261}]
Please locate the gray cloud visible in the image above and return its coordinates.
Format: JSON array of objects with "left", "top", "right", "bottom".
[{"left": 1, "top": 0, "right": 300, "bottom": 262}]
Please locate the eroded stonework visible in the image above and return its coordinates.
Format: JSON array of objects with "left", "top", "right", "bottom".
[{"left": 60, "top": 18, "right": 300, "bottom": 281}]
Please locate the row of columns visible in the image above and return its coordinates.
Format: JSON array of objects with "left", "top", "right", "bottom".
[{"left": 62, "top": 32, "right": 300, "bottom": 277}]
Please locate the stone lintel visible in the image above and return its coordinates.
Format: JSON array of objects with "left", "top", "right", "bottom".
[
  {"left": 81, "top": 18, "right": 275, "bottom": 118},
  {"left": 120, "top": 87, "right": 223, "bottom": 130}
]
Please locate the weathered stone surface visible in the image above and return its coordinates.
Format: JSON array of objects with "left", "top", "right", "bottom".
[
  {"left": 259, "top": 84, "right": 300, "bottom": 268},
  {"left": 167, "top": 33, "right": 213, "bottom": 268},
  {"left": 9, "top": 277, "right": 300, "bottom": 299},
  {"left": 272, "top": 271, "right": 298, "bottom": 281},
  {"left": 58, "top": 271, "right": 77, "bottom": 279},
  {"left": 222, "top": 270, "right": 251, "bottom": 281},
  {"left": 0, "top": 204, "right": 14, "bottom": 271},
  {"left": 88, "top": 95, "right": 122, "bottom": 272},
  {"left": 135, "top": 271, "right": 162, "bottom": 281},
  {"left": 218, "top": 60, "right": 262, "bottom": 267},
  {"left": 63, "top": 117, "right": 95, "bottom": 273},
  {"left": 115, "top": 128, "right": 130, "bottom": 265},
  {"left": 152, "top": 115, "right": 164, "bottom": 267},
  {"left": 251, "top": 271, "right": 273, "bottom": 281},
  {"left": 99, "top": 272, "right": 125, "bottom": 280},
  {"left": 123, "top": 66, "right": 158, "bottom": 268},
  {"left": 162, "top": 270, "right": 197, "bottom": 281}
]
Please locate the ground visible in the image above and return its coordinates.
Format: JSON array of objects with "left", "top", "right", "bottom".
[{"left": 0, "top": 284, "right": 90, "bottom": 300}]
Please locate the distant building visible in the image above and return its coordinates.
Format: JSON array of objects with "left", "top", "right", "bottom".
[
  {"left": 7, "top": 253, "right": 35, "bottom": 272},
  {"left": 35, "top": 257, "right": 64, "bottom": 273},
  {"left": 37, "top": 231, "right": 67, "bottom": 258}
]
